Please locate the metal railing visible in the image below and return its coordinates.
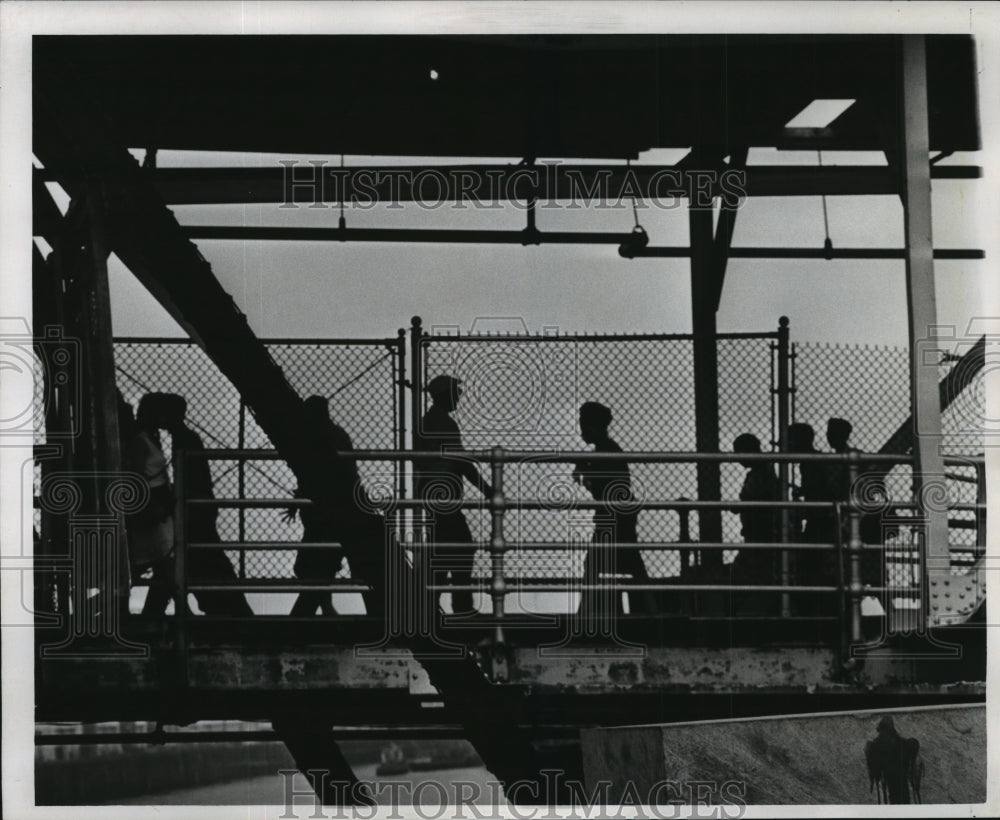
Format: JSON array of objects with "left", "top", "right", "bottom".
[{"left": 170, "top": 448, "right": 985, "bottom": 664}]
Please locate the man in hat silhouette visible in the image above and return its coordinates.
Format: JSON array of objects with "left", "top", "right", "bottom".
[
  {"left": 415, "top": 375, "right": 492, "bottom": 615},
  {"left": 573, "top": 401, "right": 655, "bottom": 618}
]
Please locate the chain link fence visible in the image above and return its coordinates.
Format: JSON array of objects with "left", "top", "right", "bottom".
[
  {"left": 114, "top": 338, "right": 404, "bottom": 580},
  {"left": 791, "top": 340, "right": 985, "bottom": 596},
  {"left": 100, "top": 330, "right": 983, "bottom": 597},
  {"left": 419, "top": 328, "right": 780, "bottom": 582}
]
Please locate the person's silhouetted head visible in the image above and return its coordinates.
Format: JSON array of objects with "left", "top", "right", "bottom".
[
  {"left": 579, "top": 402, "right": 612, "bottom": 445},
  {"left": 733, "top": 433, "right": 762, "bottom": 469},
  {"left": 303, "top": 395, "right": 331, "bottom": 425},
  {"left": 827, "top": 417, "right": 853, "bottom": 451},
  {"left": 136, "top": 393, "right": 168, "bottom": 434},
  {"left": 159, "top": 394, "right": 188, "bottom": 433},
  {"left": 788, "top": 422, "right": 816, "bottom": 454},
  {"left": 426, "top": 375, "right": 462, "bottom": 413}
]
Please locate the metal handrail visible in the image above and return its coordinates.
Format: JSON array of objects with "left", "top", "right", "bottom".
[
  {"left": 185, "top": 447, "right": 984, "bottom": 466},
  {"left": 168, "top": 446, "right": 983, "bottom": 666}
]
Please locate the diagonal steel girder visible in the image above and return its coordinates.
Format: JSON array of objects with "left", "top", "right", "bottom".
[{"left": 34, "top": 80, "right": 560, "bottom": 804}]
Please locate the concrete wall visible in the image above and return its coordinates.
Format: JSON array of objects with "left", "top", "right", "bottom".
[{"left": 581, "top": 703, "right": 985, "bottom": 805}]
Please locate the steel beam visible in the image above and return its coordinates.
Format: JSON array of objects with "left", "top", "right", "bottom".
[
  {"left": 36, "top": 164, "right": 981, "bottom": 206},
  {"left": 711, "top": 147, "right": 747, "bottom": 311},
  {"left": 900, "top": 36, "right": 950, "bottom": 617},
  {"left": 689, "top": 204, "right": 723, "bottom": 567}
]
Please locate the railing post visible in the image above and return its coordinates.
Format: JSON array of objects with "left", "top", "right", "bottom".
[
  {"left": 678, "top": 501, "right": 692, "bottom": 578},
  {"left": 173, "top": 448, "right": 188, "bottom": 685},
  {"left": 489, "top": 448, "right": 508, "bottom": 666},
  {"left": 846, "top": 452, "right": 863, "bottom": 646},
  {"left": 776, "top": 316, "right": 792, "bottom": 617},
  {"left": 975, "top": 459, "right": 986, "bottom": 558},
  {"left": 834, "top": 502, "right": 849, "bottom": 664}
]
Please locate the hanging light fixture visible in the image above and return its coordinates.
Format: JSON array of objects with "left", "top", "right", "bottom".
[
  {"left": 819, "top": 150, "right": 833, "bottom": 260},
  {"left": 618, "top": 159, "right": 649, "bottom": 259}
]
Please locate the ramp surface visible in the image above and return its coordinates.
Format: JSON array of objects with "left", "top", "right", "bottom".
[{"left": 581, "top": 703, "right": 984, "bottom": 805}]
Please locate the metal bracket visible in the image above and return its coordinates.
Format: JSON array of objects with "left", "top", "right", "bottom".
[{"left": 928, "top": 561, "right": 985, "bottom": 626}]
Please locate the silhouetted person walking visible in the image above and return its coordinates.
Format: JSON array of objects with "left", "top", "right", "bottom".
[
  {"left": 160, "top": 394, "right": 252, "bottom": 617},
  {"left": 415, "top": 375, "right": 492, "bottom": 615},
  {"left": 788, "top": 422, "right": 836, "bottom": 614},
  {"left": 285, "top": 396, "right": 362, "bottom": 617},
  {"left": 573, "top": 402, "right": 656, "bottom": 618},
  {"left": 128, "top": 393, "right": 176, "bottom": 616},
  {"left": 731, "top": 433, "right": 781, "bottom": 613},
  {"left": 827, "top": 416, "right": 886, "bottom": 586}
]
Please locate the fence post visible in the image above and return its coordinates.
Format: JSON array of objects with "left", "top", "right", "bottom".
[
  {"left": 396, "top": 328, "right": 407, "bottom": 550},
  {"left": 489, "top": 447, "right": 508, "bottom": 679},
  {"left": 237, "top": 400, "right": 246, "bottom": 580},
  {"left": 776, "top": 316, "right": 792, "bottom": 617},
  {"left": 410, "top": 317, "right": 424, "bottom": 550},
  {"left": 846, "top": 452, "right": 863, "bottom": 645}
]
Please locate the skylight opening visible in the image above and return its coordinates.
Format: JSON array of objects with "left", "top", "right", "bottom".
[{"left": 785, "top": 99, "right": 856, "bottom": 129}]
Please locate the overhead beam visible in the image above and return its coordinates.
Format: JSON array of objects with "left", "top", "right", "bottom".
[{"left": 37, "top": 164, "right": 981, "bottom": 206}]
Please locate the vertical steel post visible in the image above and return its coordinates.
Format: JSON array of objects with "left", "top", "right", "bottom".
[
  {"left": 688, "top": 204, "right": 722, "bottom": 567},
  {"left": 776, "top": 317, "right": 792, "bottom": 617},
  {"left": 410, "top": 316, "right": 424, "bottom": 550},
  {"left": 846, "top": 453, "right": 863, "bottom": 644},
  {"left": 489, "top": 447, "right": 507, "bottom": 648},
  {"left": 237, "top": 400, "right": 246, "bottom": 579},
  {"left": 900, "top": 34, "right": 948, "bottom": 625}
]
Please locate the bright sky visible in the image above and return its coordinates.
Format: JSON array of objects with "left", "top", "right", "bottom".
[{"left": 97, "top": 146, "right": 988, "bottom": 350}]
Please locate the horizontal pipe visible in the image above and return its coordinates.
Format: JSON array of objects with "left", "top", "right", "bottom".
[
  {"left": 36, "top": 725, "right": 517, "bottom": 745},
  {"left": 116, "top": 331, "right": 778, "bottom": 344},
  {"left": 191, "top": 448, "right": 950, "bottom": 465},
  {"left": 187, "top": 584, "right": 370, "bottom": 593},
  {"left": 188, "top": 542, "right": 342, "bottom": 550},
  {"left": 431, "top": 584, "right": 845, "bottom": 593},
  {"left": 420, "top": 541, "right": 838, "bottom": 551},
  {"left": 114, "top": 336, "right": 402, "bottom": 346},
  {"left": 630, "top": 246, "right": 984, "bottom": 260},
  {"left": 186, "top": 225, "right": 629, "bottom": 245},
  {"left": 180, "top": 224, "right": 984, "bottom": 260},
  {"left": 186, "top": 496, "right": 984, "bottom": 512}
]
